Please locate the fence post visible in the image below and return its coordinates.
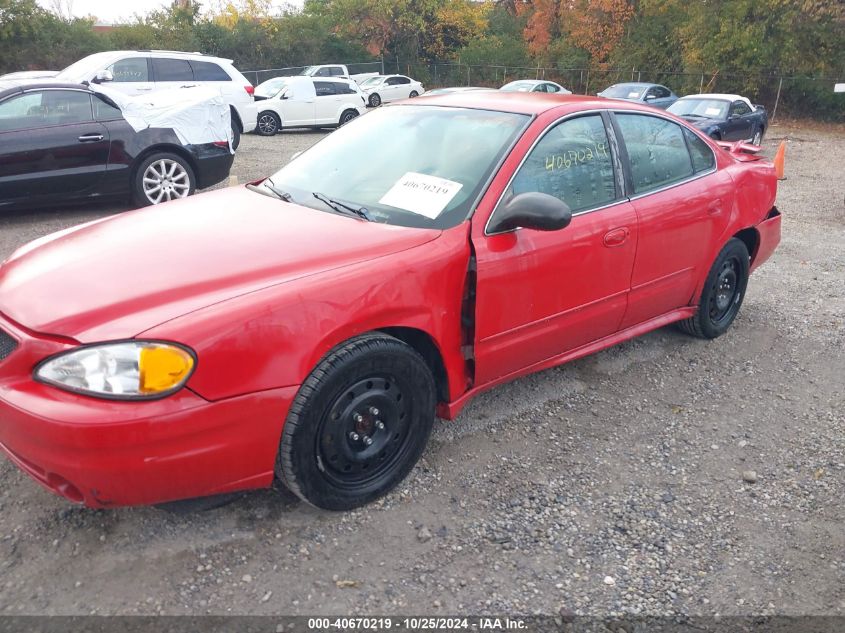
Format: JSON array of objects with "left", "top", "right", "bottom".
[
  {"left": 631, "top": 66, "right": 635, "bottom": 81},
  {"left": 585, "top": 69, "right": 590, "bottom": 95},
  {"left": 699, "top": 73, "right": 704, "bottom": 93},
  {"left": 467, "top": 64, "right": 471, "bottom": 86},
  {"left": 771, "top": 76, "right": 784, "bottom": 122}
]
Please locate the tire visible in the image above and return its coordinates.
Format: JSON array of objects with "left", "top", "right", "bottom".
[
  {"left": 276, "top": 333, "right": 436, "bottom": 511},
  {"left": 230, "top": 118, "right": 241, "bottom": 150},
  {"left": 257, "top": 111, "right": 281, "bottom": 136},
  {"left": 751, "top": 127, "right": 763, "bottom": 145},
  {"left": 339, "top": 109, "right": 359, "bottom": 126},
  {"left": 678, "top": 238, "right": 750, "bottom": 339},
  {"left": 409, "top": 90, "right": 419, "bottom": 98},
  {"left": 133, "top": 152, "right": 196, "bottom": 207},
  {"left": 368, "top": 93, "right": 381, "bottom": 108}
]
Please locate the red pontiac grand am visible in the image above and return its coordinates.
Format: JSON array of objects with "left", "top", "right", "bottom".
[{"left": 0, "top": 93, "right": 781, "bottom": 510}]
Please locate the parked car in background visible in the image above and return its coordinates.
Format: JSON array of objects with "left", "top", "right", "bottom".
[
  {"left": 55, "top": 50, "right": 257, "bottom": 148},
  {"left": 500, "top": 79, "right": 571, "bottom": 94},
  {"left": 422, "top": 86, "right": 492, "bottom": 96},
  {"left": 298, "top": 64, "right": 379, "bottom": 85},
  {"left": 0, "top": 92, "right": 781, "bottom": 511},
  {"left": 598, "top": 82, "right": 678, "bottom": 109},
  {"left": 0, "top": 81, "right": 233, "bottom": 209},
  {"left": 0, "top": 71, "right": 59, "bottom": 80},
  {"left": 668, "top": 94, "right": 768, "bottom": 144},
  {"left": 359, "top": 75, "right": 424, "bottom": 107},
  {"left": 253, "top": 76, "right": 366, "bottom": 135}
]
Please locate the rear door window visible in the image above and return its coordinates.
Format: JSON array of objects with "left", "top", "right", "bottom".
[
  {"left": 152, "top": 58, "right": 194, "bottom": 82},
  {"left": 314, "top": 81, "right": 337, "bottom": 97},
  {"left": 615, "top": 113, "right": 694, "bottom": 194}
]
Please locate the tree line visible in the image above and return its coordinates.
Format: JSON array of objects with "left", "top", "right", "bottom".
[{"left": 1, "top": 0, "right": 843, "bottom": 118}]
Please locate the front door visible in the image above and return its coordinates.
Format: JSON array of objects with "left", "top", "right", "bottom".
[
  {"left": 101, "top": 57, "right": 154, "bottom": 96},
  {"left": 0, "top": 89, "right": 109, "bottom": 207},
  {"left": 472, "top": 112, "right": 638, "bottom": 385},
  {"left": 724, "top": 100, "right": 754, "bottom": 141}
]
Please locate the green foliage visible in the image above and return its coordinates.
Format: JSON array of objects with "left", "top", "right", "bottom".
[{"left": 0, "top": 0, "right": 841, "bottom": 119}]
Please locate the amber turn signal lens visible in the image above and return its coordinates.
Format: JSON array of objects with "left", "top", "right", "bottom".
[{"left": 139, "top": 345, "right": 195, "bottom": 394}]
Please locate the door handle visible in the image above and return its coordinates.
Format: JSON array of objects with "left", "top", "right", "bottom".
[
  {"left": 78, "top": 134, "right": 104, "bottom": 142},
  {"left": 603, "top": 227, "right": 629, "bottom": 247},
  {"left": 136, "top": 87, "right": 153, "bottom": 91}
]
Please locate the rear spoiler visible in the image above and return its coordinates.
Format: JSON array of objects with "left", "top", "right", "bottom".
[{"left": 716, "top": 140, "right": 763, "bottom": 156}]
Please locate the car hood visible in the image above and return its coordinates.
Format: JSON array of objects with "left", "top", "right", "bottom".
[{"left": 0, "top": 187, "right": 440, "bottom": 342}]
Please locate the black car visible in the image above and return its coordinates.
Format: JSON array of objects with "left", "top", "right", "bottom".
[
  {"left": 0, "top": 82, "right": 234, "bottom": 210},
  {"left": 667, "top": 94, "right": 768, "bottom": 144}
]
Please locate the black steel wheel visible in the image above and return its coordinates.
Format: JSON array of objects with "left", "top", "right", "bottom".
[
  {"left": 368, "top": 93, "right": 381, "bottom": 107},
  {"left": 678, "top": 238, "right": 750, "bottom": 339},
  {"left": 276, "top": 333, "right": 436, "bottom": 510},
  {"left": 257, "top": 111, "right": 280, "bottom": 136}
]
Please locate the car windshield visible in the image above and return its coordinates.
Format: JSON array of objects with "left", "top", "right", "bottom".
[
  {"left": 300, "top": 66, "right": 317, "bottom": 76},
  {"left": 501, "top": 81, "right": 536, "bottom": 92},
  {"left": 259, "top": 105, "right": 529, "bottom": 230},
  {"left": 668, "top": 98, "right": 729, "bottom": 119},
  {"left": 602, "top": 84, "right": 646, "bottom": 99},
  {"left": 360, "top": 76, "right": 384, "bottom": 87},
  {"left": 255, "top": 77, "right": 288, "bottom": 97},
  {"left": 58, "top": 52, "right": 115, "bottom": 80}
]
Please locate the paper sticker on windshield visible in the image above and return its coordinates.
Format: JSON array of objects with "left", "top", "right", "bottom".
[
  {"left": 705, "top": 107, "right": 722, "bottom": 116},
  {"left": 379, "top": 172, "right": 463, "bottom": 219},
  {"left": 627, "top": 91, "right": 640, "bottom": 98}
]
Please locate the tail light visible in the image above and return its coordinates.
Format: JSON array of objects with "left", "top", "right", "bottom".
[
  {"left": 213, "top": 141, "right": 229, "bottom": 149},
  {"left": 244, "top": 84, "right": 255, "bottom": 96}
]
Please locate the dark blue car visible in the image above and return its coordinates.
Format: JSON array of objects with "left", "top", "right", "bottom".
[
  {"left": 597, "top": 82, "right": 678, "bottom": 109},
  {"left": 667, "top": 94, "right": 768, "bottom": 144}
]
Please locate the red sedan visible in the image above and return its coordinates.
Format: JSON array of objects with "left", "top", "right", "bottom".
[{"left": 0, "top": 93, "right": 781, "bottom": 510}]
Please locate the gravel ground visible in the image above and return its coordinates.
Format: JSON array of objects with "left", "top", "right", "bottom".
[{"left": 0, "top": 123, "right": 843, "bottom": 618}]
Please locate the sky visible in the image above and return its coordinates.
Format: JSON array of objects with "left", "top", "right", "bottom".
[{"left": 37, "top": 0, "right": 302, "bottom": 23}]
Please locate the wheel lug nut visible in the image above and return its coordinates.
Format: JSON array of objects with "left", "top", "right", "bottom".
[
  {"left": 353, "top": 413, "right": 363, "bottom": 423},
  {"left": 369, "top": 407, "right": 379, "bottom": 416},
  {"left": 349, "top": 432, "right": 359, "bottom": 441},
  {"left": 375, "top": 420, "right": 385, "bottom": 430},
  {"left": 363, "top": 436, "right": 373, "bottom": 446}
]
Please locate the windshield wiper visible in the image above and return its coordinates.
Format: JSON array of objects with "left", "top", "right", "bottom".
[
  {"left": 312, "top": 192, "right": 373, "bottom": 221},
  {"left": 247, "top": 178, "right": 293, "bottom": 202}
]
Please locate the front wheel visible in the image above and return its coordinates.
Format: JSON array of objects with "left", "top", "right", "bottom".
[
  {"left": 257, "top": 111, "right": 281, "bottom": 136},
  {"left": 409, "top": 90, "right": 419, "bottom": 98},
  {"left": 368, "top": 93, "right": 381, "bottom": 107},
  {"left": 133, "top": 152, "right": 196, "bottom": 207},
  {"left": 751, "top": 127, "right": 763, "bottom": 145},
  {"left": 339, "top": 109, "right": 359, "bottom": 126},
  {"left": 678, "top": 238, "right": 750, "bottom": 339},
  {"left": 276, "top": 333, "right": 436, "bottom": 510}
]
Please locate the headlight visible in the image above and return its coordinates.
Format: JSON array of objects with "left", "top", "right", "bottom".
[{"left": 35, "top": 341, "right": 195, "bottom": 400}]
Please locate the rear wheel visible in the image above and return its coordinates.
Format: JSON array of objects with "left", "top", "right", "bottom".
[
  {"left": 409, "top": 90, "right": 419, "bottom": 98},
  {"left": 257, "top": 111, "right": 281, "bottom": 136},
  {"left": 751, "top": 127, "right": 763, "bottom": 145},
  {"left": 368, "top": 93, "right": 381, "bottom": 107},
  {"left": 276, "top": 333, "right": 436, "bottom": 510},
  {"left": 133, "top": 152, "right": 195, "bottom": 207},
  {"left": 678, "top": 238, "right": 750, "bottom": 339}
]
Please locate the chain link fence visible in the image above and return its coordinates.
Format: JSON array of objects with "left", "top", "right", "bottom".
[{"left": 245, "top": 60, "right": 844, "bottom": 121}]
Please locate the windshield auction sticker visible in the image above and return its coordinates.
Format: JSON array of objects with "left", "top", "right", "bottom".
[{"left": 379, "top": 172, "right": 463, "bottom": 219}]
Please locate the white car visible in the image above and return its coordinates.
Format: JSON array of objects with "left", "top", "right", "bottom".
[
  {"left": 55, "top": 50, "right": 257, "bottom": 148},
  {"left": 500, "top": 79, "right": 571, "bottom": 94},
  {"left": 253, "top": 76, "right": 366, "bottom": 135},
  {"left": 359, "top": 75, "right": 424, "bottom": 107},
  {"left": 0, "top": 71, "right": 59, "bottom": 80}
]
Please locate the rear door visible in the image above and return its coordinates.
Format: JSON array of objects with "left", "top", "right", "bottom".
[
  {"left": 0, "top": 89, "right": 109, "bottom": 205},
  {"left": 152, "top": 57, "right": 197, "bottom": 91},
  {"left": 313, "top": 81, "right": 341, "bottom": 124},
  {"left": 611, "top": 112, "right": 733, "bottom": 327}
]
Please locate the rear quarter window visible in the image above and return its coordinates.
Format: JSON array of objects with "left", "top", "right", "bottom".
[
  {"left": 190, "top": 61, "right": 231, "bottom": 81},
  {"left": 684, "top": 129, "right": 716, "bottom": 173}
]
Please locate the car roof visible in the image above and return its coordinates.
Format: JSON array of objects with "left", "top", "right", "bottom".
[
  {"left": 0, "top": 81, "right": 91, "bottom": 100},
  {"left": 504, "top": 79, "right": 549, "bottom": 86},
  {"left": 609, "top": 82, "right": 661, "bottom": 88},
  {"left": 680, "top": 93, "right": 745, "bottom": 102},
  {"left": 391, "top": 91, "right": 653, "bottom": 116}
]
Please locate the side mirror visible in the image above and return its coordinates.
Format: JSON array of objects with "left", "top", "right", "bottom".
[
  {"left": 644, "top": 94, "right": 657, "bottom": 101},
  {"left": 279, "top": 90, "right": 290, "bottom": 100},
  {"left": 93, "top": 69, "right": 113, "bottom": 84},
  {"left": 488, "top": 192, "right": 572, "bottom": 234}
]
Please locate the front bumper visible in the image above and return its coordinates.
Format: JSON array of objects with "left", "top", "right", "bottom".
[{"left": 0, "top": 314, "right": 296, "bottom": 508}]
